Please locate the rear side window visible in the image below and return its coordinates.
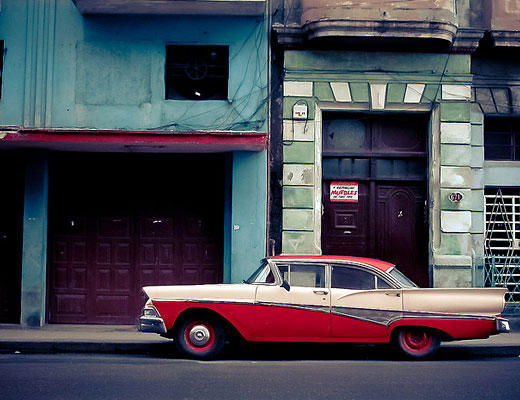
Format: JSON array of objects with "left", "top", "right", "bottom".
[{"left": 331, "top": 266, "right": 391, "bottom": 290}]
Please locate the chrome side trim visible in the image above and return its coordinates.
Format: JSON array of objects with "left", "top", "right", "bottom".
[
  {"left": 331, "top": 305, "right": 497, "bottom": 327},
  {"left": 257, "top": 301, "right": 330, "bottom": 314},
  {"left": 146, "top": 299, "right": 499, "bottom": 329}
]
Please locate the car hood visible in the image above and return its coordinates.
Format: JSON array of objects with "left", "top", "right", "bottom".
[{"left": 143, "top": 283, "right": 256, "bottom": 303}]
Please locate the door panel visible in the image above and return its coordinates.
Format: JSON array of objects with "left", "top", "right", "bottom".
[
  {"left": 331, "top": 289, "right": 402, "bottom": 338},
  {"left": 376, "top": 184, "right": 428, "bottom": 287},
  {"left": 254, "top": 285, "right": 330, "bottom": 340},
  {"left": 322, "top": 182, "right": 369, "bottom": 256},
  {"left": 322, "top": 182, "right": 428, "bottom": 287}
]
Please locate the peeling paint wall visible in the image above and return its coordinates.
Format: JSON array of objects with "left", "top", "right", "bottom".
[
  {"left": 0, "top": 0, "right": 268, "bottom": 132},
  {"left": 0, "top": 0, "right": 269, "bottom": 324}
]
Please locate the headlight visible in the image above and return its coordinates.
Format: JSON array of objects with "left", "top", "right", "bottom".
[{"left": 142, "top": 305, "right": 160, "bottom": 317}]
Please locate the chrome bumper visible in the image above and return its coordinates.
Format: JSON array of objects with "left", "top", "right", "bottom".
[
  {"left": 139, "top": 304, "right": 167, "bottom": 335},
  {"left": 139, "top": 315, "right": 167, "bottom": 335},
  {"left": 496, "top": 317, "right": 511, "bottom": 333}
]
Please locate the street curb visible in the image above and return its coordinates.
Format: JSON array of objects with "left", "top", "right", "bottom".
[{"left": 0, "top": 341, "right": 177, "bottom": 356}]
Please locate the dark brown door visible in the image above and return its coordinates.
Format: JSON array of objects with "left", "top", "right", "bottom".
[
  {"left": 321, "top": 112, "right": 429, "bottom": 287},
  {"left": 322, "top": 181, "right": 428, "bottom": 287},
  {"left": 0, "top": 153, "right": 24, "bottom": 323},
  {"left": 48, "top": 154, "right": 224, "bottom": 324},
  {"left": 376, "top": 183, "right": 428, "bottom": 287}
]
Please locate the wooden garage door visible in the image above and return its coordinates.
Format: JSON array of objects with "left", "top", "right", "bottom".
[{"left": 48, "top": 154, "right": 223, "bottom": 324}]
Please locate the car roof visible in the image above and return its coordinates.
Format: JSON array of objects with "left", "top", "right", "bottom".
[{"left": 269, "top": 255, "right": 394, "bottom": 272}]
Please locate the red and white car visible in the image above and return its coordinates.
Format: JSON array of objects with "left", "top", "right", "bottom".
[{"left": 139, "top": 256, "right": 510, "bottom": 359}]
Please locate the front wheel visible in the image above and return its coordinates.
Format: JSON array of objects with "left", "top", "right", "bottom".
[
  {"left": 175, "top": 317, "right": 225, "bottom": 360},
  {"left": 394, "top": 327, "right": 440, "bottom": 359}
]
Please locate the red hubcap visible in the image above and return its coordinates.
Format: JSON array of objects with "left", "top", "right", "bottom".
[
  {"left": 184, "top": 321, "right": 215, "bottom": 352},
  {"left": 402, "top": 329, "right": 432, "bottom": 353}
]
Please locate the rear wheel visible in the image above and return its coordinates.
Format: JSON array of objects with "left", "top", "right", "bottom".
[
  {"left": 175, "top": 316, "right": 225, "bottom": 360},
  {"left": 395, "top": 327, "right": 440, "bottom": 359}
]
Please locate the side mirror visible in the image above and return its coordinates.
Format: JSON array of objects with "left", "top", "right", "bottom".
[{"left": 281, "top": 280, "right": 290, "bottom": 291}]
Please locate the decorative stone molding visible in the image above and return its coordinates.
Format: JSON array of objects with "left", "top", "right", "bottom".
[
  {"left": 442, "top": 85, "right": 472, "bottom": 101},
  {"left": 369, "top": 83, "right": 386, "bottom": 110},
  {"left": 330, "top": 82, "right": 352, "bottom": 102},
  {"left": 284, "top": 81, "right": 313, "bottom": 97},
  {"left": 23, "top": 0, "right": 57, "bottom": 127},
  {"left": 404, "top": 84, "right": 425, "bottom": 103}
]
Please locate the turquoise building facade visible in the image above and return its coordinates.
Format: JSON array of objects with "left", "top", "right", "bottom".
[{"left": 0, "top": 0, "right": 268, "bottom": 325}]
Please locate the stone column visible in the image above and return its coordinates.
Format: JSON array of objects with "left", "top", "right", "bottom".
[
  {"left": 470, "top": 104, "right": 486, "bottom": 287},
  {"left": 20, "top": 154, "right": 49, "bottom": 326},
  {"left": 281, "top": 81, "right": 320, "bottom": 254},
  {"left": 433, "top": 84, "right": 477, "bottom": 287}
]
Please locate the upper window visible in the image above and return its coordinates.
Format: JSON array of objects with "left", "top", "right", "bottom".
[
  {"left": 484, "top": 117, "right": 520, "bottom": 161},
  {"left": 331, "top": 266, "right": 391, "bottom": 290},
  {"left": 277, "top": 264, "right": 326, "bottom": 288},
  {"left": 165, "top": 45, "right": 229, "bottom": 101}
]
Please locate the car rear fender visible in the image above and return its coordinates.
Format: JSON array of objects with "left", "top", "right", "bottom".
[{"left": 401, "top": 287, "right": 507, "bottom": 317}]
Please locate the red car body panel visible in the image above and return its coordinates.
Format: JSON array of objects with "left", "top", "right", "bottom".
[{"left": 152, "top": 300, "right": 499, "bottom": 343}]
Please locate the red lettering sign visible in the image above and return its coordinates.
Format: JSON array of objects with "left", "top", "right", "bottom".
[{"left": 330, "top": 182, "right": 358, "bottom": 203}]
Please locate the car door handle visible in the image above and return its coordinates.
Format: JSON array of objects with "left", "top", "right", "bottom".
[
  {"left": 313, "top": 290, "right": 329, "bottom": 295},
  {"left": 385, "top": 292, "right": 400, "bottom": 297}
]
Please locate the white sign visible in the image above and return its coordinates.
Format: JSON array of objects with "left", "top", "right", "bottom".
[
  {"left": 293, "top": 104, "right": 308, "bottom": 120},
  {"left": 330, "top": 181, "right": 358, "bottom": 203}
]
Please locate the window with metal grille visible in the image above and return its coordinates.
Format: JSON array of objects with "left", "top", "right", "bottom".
[
  {"left": 165, "top": 45, "right": 228, "bottom": 101},
  {"left": 484, "top": 187, "right": 520, "bottom": 306},
  {"left": 484, "top": 117, "right": 520, "bottom": 161}
]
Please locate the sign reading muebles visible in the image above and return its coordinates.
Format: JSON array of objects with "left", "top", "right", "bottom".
[{"left": 330, "top": 181, "right": 358, "bottom": 203}]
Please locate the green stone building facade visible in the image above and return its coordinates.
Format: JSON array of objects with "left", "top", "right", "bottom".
[{"left": 269, "top": 0, "right": 520, "bottom": 295}]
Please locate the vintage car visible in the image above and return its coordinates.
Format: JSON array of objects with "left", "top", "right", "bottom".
[{"left": 139, "top": 255, "right": 510, "bottom": 359}]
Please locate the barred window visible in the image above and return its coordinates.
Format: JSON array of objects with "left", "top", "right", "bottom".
[
  {"left": 484, "top": 187, "right": 520, "bottom": 305},
  {"left": 484, "top": 117, "right": 520, "bottom": 161}
]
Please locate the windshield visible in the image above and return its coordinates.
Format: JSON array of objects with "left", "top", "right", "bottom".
[
  {"left": 244, "top": 259, "right": 274, "bottom": 284},
  {"left": 388, "top": 267, "right": 418, "bottom": 288}
]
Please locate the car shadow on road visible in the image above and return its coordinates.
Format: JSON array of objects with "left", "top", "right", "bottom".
[{"left": 146, "top": 341, "right": 520, "bottom": 362}]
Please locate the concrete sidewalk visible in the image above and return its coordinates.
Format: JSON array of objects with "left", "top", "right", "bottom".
[
  {"left": 1, "top": 322, "right": 520, "bottom": 357},
  {"left": 0, "top": 324, "right": 172, "bottom": 355}
]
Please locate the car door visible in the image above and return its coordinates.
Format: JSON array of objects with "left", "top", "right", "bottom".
[
  {"left": 330, "top": 264, "right": 402, "bottom": 338},
  {"left": 254, "top": 262, "right": 330, "bottom": 341}
]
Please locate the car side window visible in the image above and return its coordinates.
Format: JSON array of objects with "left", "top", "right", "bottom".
[
  {"left": 331, "top": 266, "right": 376, "bottom": 290},
  {"left": 277, "top": 264, "right": 326, "bottom": 288}
]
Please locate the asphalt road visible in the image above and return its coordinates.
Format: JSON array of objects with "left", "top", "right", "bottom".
[{"left": 1, "top": 347, "right": 520, "bottom": 400}]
